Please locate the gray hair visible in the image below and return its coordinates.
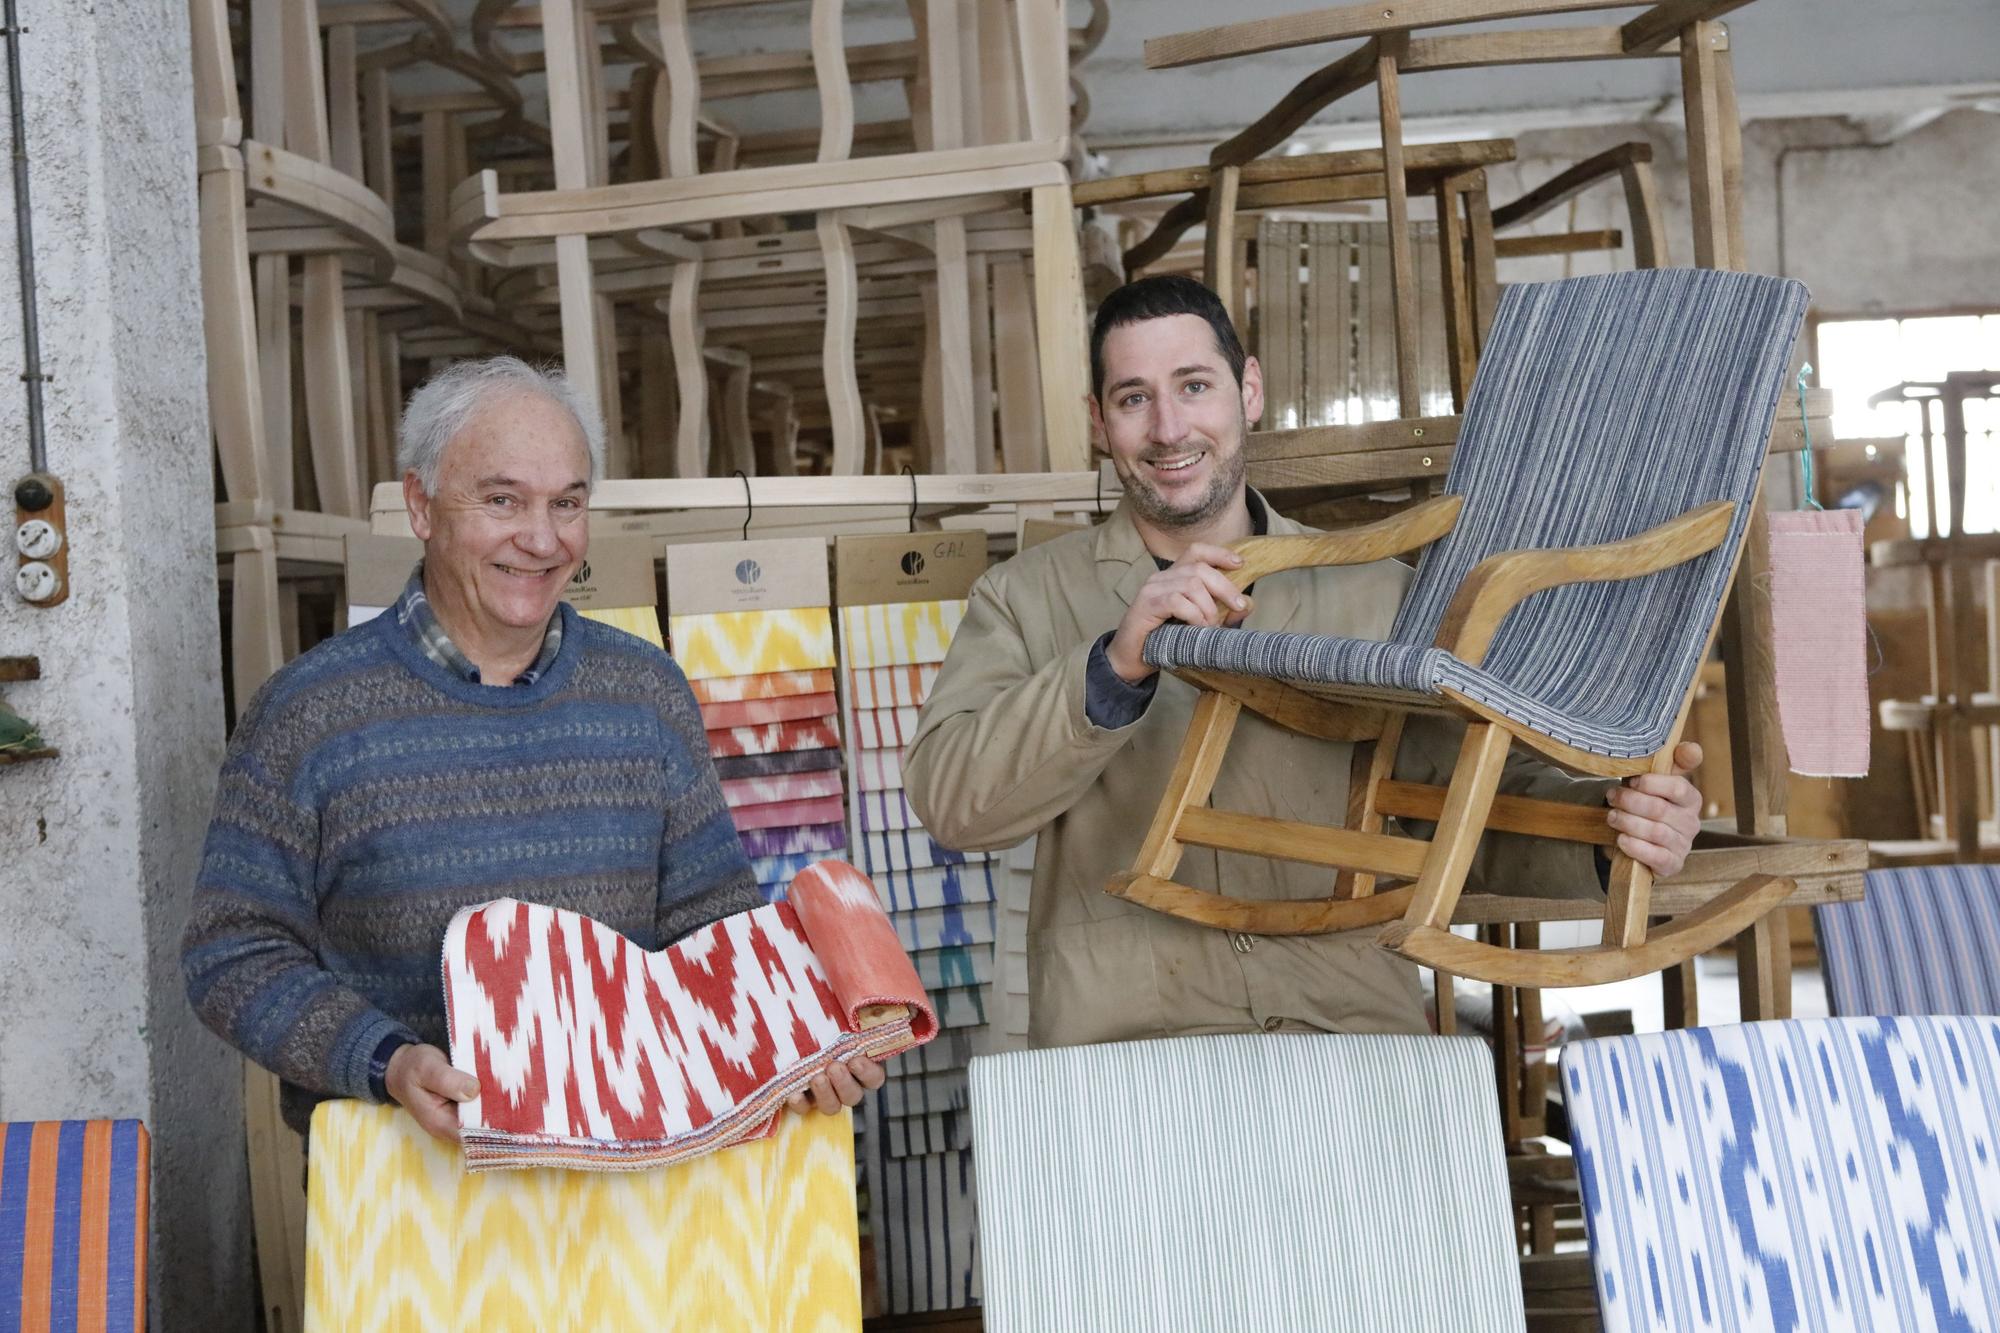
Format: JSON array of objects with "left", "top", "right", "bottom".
[{"left": 396, "top": 356, "right": 606, "bottom": 495}]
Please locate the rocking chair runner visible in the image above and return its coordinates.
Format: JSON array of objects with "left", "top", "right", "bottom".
[{"left": 1109, "top": 268, "right": 1812, "bottom": 988}]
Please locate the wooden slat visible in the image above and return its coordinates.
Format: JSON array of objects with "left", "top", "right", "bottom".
[
  {"left": 1145, "top": 0, "right": 1633, "bottom": 70},
  {"left": 1374, "top": 780, "right": 1617, "bottom": 846},
  {"left": 1176, "top": 806, "right": 1431, "bottom": 879},
  {"left": 1493, "top": 143, "right": 1652, "bottom": 230},
  {"left": 1622, "top": 0, "right": 1752, "bottom": 53},
  {"left": 1211, "top": 39, "right": 1379, "bottom": 168},
  {"left": 1308, "top": 225, "right": 1349, "bottom": 426},
  {"left": 1135, "top": 693, "right": 1244, "bottom": 879},
  {"left": 1075, "top": 139, "right": 1516, "bottom": 207},
  {"left": 1031, "top": 182, "right": 1093, "bottom": 472},
  {"left": 1680, "top": 19, "right": 1733, "bottom": 270},
  {"left": 1404, "top": 24, "right": 1684, "bottom": 70}
]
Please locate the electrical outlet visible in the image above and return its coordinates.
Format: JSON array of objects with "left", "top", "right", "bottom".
[
  {"left": 15, "top": 561, "right": 60, "bottom": 603},
  {"left": 15, "top": 518, "right": 59, "bottom": 559},
  {"left": 12, "top": 472, "right": 67, "bottom": 607}
]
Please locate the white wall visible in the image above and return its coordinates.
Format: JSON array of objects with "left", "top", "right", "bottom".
[
  {"left": 0, "top": 2, "right": 250, "bottom": 1324},
  {"left": 1462, "top": 109, "right": 2000, "bottom": 317}
]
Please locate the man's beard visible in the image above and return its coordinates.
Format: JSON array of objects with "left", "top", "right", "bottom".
[{"left": 1119, "top": 424, "right": 1249, "bottom": 531}]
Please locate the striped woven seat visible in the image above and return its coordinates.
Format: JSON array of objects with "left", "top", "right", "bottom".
[
  {"left": 970, "top": 1033, "right": 1523, "bottom": 1333},
  {"left": 1815, "top": 863, "right": 2000, "bottom": 1016},
  {"left": 1111, "top": 269, "right": 1812, "bottom": 989},
  {"left": 0, "top": 1120, "right": 149, "bottom": 1332},
  {"left": 1562, "top": 1017, "right": 2000, "bottom": 1331},
  {"left": 1146, "top": 268, "right": 1810, "bottom": 761}
]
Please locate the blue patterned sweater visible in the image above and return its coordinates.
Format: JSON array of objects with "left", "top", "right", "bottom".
[{"left": 181, "top": 601, "right": 761, "bottom": 1133}]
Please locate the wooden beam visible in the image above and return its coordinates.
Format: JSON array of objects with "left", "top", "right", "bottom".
[
  {"left": 1491, "top": 229, "right": 1624, "bottom": 258},
  {"left": 1145, "top": 0, "right": 1633, "bottom": 70},
  {"left": 1210, "top": 39, "right": 1378, "bottom": 168},
  {"left": 1491, "top": 142, "right": 1651, "bottom": 231},
  {"left": 1377, "top": 36, "right": 1420, "bottom": 420},
  {"left": 1623, "top": 0, "right": 1752, "bottom": 54},
  {"left": 1404, "top": 24, "right": 1685, "bottom": 70}
]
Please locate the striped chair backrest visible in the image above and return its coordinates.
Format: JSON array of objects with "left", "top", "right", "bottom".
[
  {"left": 1816, "top": 864, "right": 2000, "bottom": 1016},
  {"left": 0, "top": 1120, "right": 149, "bottom": 1332},
  {"left": 1562, "top": 1017, "right": 2000, "bottom": 1332},
  {"left": 970, "top": 1033, "right": 1525, "bottom": 1333},
  {"left": 1391, "top": 269, "right": 1810, "bottom": 756}
]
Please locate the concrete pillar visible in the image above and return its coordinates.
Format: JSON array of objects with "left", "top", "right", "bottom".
[{"left": 0, "top": 1, "right": 251, "bottom": 1325}]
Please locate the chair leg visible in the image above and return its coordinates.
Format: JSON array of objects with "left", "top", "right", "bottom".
[
  {"left": 1400, "top": 722, "right": 1513, "bottom": 931},
  {"left": 1603, "top": 743, "right": 1681, "bottom": 947},
  {"left": 1337, "top": 714, "right": 1406, "bottom": 901},
  {"left": 1131, "top": 689, "right": 1243, "bottom": 882}
]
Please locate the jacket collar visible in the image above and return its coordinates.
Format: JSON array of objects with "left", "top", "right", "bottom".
[{"left": 1093, "top": 487, "right": 1313, "bottom": 629}]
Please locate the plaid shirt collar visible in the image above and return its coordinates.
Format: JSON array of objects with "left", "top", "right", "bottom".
[{"left": 393, "top": 562, "right": 564, "bottom": 686}]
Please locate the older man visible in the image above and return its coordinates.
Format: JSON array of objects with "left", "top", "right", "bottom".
[
  {"left": 184, "top": 357, "right": 881, "bottom": 1143},
  {"left": 905, "top": 276, "right": 1705, "bottom": 1047}
]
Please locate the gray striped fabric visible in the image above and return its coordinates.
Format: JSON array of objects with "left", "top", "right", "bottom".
[
  {"left": 1147, "top": 269, "right": 1811, "bottom": 758},
  {"left": 1816, "top": 864, "right": 2000, "bottom": 1016},
  {"left": 970, "top": 1033, "right": 1525, "bottom": 1332}
]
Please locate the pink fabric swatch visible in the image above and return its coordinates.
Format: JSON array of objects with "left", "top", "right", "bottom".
[
  {"left": 730, "top": 795, "right": 849, "bottom": 832},
  {"left": 699, "top": 691, "right": 838, "bottom": 731},
  {"left": 707, "top": 716, "right": 842, "bottom": 759},
  {"left": 1768, "top": 507, "right": 1870, "bottom": 778},
  {"left": 854, "top": 706, "right": 922, "bottom": 750},
  {"left": 720, "top": 770, "right": 846, "bottom": 809}
]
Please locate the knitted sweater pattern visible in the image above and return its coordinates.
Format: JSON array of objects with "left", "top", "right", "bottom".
[{"left": 181, "top": 602, "right": 762, "bottom": 1133}]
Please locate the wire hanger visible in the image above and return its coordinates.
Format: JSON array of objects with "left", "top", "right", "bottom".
[
  {"left": 901, "top": 463, "right": 918, "bottom": 534},
  {"left": 732, "top": 468, "right": 752, "bottom": 540}
]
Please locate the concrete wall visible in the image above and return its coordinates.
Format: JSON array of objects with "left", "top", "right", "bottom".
[{"left": 0, "top": 2, "right": 251, "bottom": 1326}]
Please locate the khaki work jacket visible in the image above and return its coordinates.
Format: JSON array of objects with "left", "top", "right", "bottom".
[{"left": 903, "top": 494, "right": 1608, "bottom": 1048}]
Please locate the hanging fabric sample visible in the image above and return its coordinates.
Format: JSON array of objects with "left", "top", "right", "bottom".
[
  {"left": 668, "top": 538, "right": 851, "bottom": 885},
  {"left": 834, "top": 532, "right": 1000, "bottom": 1316},
  {"left": 446, "top": 859, "right": 936, "bottom": 1173},
  {"left": 1768, "top": 506, "right": 1870, "bottom": 777}
]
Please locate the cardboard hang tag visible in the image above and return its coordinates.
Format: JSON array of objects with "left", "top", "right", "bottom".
[
  {"left": 562, "top": 537, "right": 657, "bottom": 609},
  {"left": 834, "top": 531, "right": 990, "bottom": 606},
  {"left": 666, "top": 537, "right": 831, "bottom": 615},
  {"left": 341, "top": 533, "right": 656, "bottom": 611}
]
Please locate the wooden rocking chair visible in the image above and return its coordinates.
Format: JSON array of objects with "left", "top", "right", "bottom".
[{"left": 1109, "top": 268, "right": 1812, "bottom": 987}]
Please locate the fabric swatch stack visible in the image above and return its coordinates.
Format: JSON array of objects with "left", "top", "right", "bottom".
[
  {"left": 834, "top": 534, "right": 997, "bottom": 1316},
  {"left": 665, "top": 540, "right": 847, "bottom": 896}
]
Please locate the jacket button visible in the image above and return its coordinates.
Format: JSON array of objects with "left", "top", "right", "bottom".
[
  {"left": 1263, "top": 1016, "right": 1283, "bottom": 1032},
  {"left": 1231, "top": 932, "right": 1255, "bottom": 954}
]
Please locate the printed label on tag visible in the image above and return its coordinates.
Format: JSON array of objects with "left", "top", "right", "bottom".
[
  {"left": 667, "top": 537, "right": 830, "bottom": 614},
  {"left": 345, "top": 534, "right": 655, "bottom": 609},
  {"left": 563, "top": 537, "right": 656, "bottom": 609},
  {"left": 835, "top": 532, "right": 990, "bottom": 605}
]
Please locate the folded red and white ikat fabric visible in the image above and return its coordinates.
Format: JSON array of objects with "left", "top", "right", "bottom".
[
  {"left": 697, "top": 691, "right": 839, "bottom": 731},
  {"left": 729, "top": 795, "right": 848, "bottom": 832},
  {"left": 707, "top": 716, "right": 842, "bottom": 759},
  {"left": 720, "top": 770, "right": 846, "bottom": 810},
  {"left": 445, "top": 859, "right": 935, "bottom": 1172},
  {"left": 688, "top": 669, "right": 833, "bottom": 705}
]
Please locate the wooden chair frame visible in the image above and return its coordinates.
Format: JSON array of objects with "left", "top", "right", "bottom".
[{"left": 1106, "top": 491, "right": 1797, "bottom": 988}]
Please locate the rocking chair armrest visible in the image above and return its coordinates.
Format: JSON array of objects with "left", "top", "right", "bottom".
[
  {"left": 1434, "top": 500, "right": 1737, "bottom": 667},
  {"left": 1225, "top": 494, "right": 1463, "bottom": 591}
]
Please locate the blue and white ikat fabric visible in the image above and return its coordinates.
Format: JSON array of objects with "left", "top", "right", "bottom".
[{"left": 1563, "top": 1017, "right": 2000, "bottom": 1331}]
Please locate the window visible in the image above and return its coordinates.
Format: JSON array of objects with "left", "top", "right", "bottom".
[{"left": 1816, "top": 315, "right": 2000, "bottom": 536}]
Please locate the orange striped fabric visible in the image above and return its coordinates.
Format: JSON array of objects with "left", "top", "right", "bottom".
[{"left": 0, "top": 1120, "right": 148, "bottom": 1332}]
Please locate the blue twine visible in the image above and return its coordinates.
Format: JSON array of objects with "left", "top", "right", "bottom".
[{"left": 1796, "top": 362, "right": 1825, "bottom": 510}]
